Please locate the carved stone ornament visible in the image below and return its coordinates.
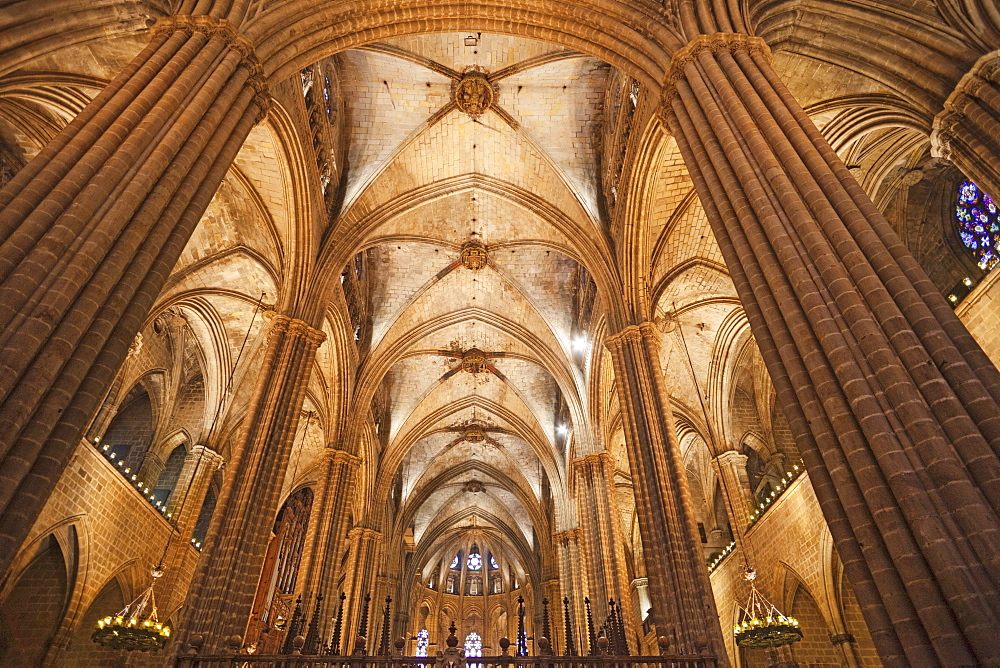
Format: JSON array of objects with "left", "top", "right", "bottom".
[
  {"left": 126, "top": 332, "right": 144, "bottom": 359},
  {"left": 460, "top": 242, "right": 489, "bottom": 271},
  {"left": 464, "top": 423, "right": 487, "bottom": 443},
  {"left": 463, "top": 479, "right": 486, "bottom": 493},
  {"left": 454, "top": 69, "right": 496, "bottom": 118},
  {"left": 461, "top": 348, "right": 488, "bottom": 374}
]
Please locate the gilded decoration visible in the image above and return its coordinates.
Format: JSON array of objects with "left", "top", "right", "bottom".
[
  {"left": 460, "top": 243, "right": 489, "bottom": 271},
  {"left": 454, "top": 69, "right": 496, "bottom": 118},
  {"left": 461, "top": 348, "right": 489, "bottom": 374},
  {"left": 463, "top": 423, "right": 487, "bottom": 443}
]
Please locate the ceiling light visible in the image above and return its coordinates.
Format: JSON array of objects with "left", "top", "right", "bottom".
[
  {"left": 556, "top": 424, "right": 568, "bottom": 436},
  {"left": 572, "top": 335, "right": 588, "bottom": 353}
]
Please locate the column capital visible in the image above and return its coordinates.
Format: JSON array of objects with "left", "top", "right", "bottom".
[
  {"left": 605, "top": 322, "right": 661, "bottom": 350},
  {"left": 151, "top": 15, "right": 271, "bottom": 120},
  {"left": 321, "top": 448, "right": 362, "bottom": 469},
  {"left": 571, "top": 451, "right": 614, "bottom": 475},
  {"left": 189, "top": 443, "right": 224, "bottom": 462},
  {"left": 663, "top": 33, "right": 772, "bottom": 100},
  {"left": 554, "top": 527, "right": 584, "bottom": 545},
  {"left": 712, "top": 450, "right": 748, "bottom": 467},
  {"left": 267, "top": 313, "right": 327, "bottom": 346},
  {"left": 348, "top": 526, "right": 383, "bottom": 543}
]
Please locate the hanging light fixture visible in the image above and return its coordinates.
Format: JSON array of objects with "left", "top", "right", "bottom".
[
  {"left": 92, "top": 566, "right": 171, "bottom": 652},
  {"left": 91, "top": 293, "right": 269, "bottom": 653},
  {"left": 733, "top": 567, "right": 802, "bottom": 649}
]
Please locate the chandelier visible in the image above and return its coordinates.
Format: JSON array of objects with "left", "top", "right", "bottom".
[
  {"left": 92, "top": 566, "right": 171, "bottom": 652},
  {"left": 734, "top": 567, "right": 802, "bottom": 649}
]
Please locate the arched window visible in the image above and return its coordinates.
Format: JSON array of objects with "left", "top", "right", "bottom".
[
  {"left": 464, "top": 631, "right": 482, "bottom": 667},
  {"left": 152, "top": 445, "right": 187, "bottom": 505},
  {"left": 466, "top": 546, "right": 482, "bottom": 571},
  {"left": 449, "top": 552, "right": 462, "bottom": 570},
  {"left": 489, "top": 554, "right": 499, "bottom": 570},
  {"left": 191, "top": 485, "right": 217, "bottom": 548},
  {"left": 957, "top": 181, "right": 999, "bottom": 271},
  {"left": 415, "top": 629, "right": 429, "bottom": 657}
]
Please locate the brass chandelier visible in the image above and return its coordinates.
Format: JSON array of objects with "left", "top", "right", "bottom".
[
  {"left": 733, "top": 567, "right": 803, "bottom": 649},
  {"left": 92, "top": 566, "right": 171, "bottom": 652}
]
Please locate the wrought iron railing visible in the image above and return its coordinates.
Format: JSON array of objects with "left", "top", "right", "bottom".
[{"left": 176, "top": 655, "right": 715, "bottom": 668}]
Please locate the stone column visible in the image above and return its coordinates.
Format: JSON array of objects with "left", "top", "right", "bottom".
[
  {"left": 0, "top": 14, "right": 269, "bottom": 574},
  {"left": 297, "top": 448, "right": 361, "bottom": 641},
  {"left": 179, "top": 315, "right": 325, "bottom": 653},
  {"left": 572, "top": 452, "right": 636, "bottom": 643},
  {"left": 931, "top": 51, "right": 1000, "bottom": 199},
  {"left": 711, "top": 450, "right": 753, "bottom": 533},
  {"left": 554, "top": 527, "right": 588, "bottom": 654},
  {"left": 341, "top": 526, "right": 383, "bottom": 651},
  {"left": 605, "top": 323, "right": 727, "bottom": 661},
  {"left": 662, "top": 33, "right": 1000, "bottom": 666},
  {"left": 631, "top": 578, "right": 651, "bottom": 626}
]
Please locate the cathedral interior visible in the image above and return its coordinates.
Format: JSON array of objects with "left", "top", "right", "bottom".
[{"left": 0, "top": 0, "right": 999, "bottom": 666}]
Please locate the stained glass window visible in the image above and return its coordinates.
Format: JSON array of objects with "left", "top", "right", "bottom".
[
  {"left": 489, "top": 554, "right": 499, "bottom": 570},
  {"left": 467, "top": 550, "right": 482, "bottom": 571},
  {"left": 415, "top": 629, "right": 429, "bottom": 657},
  {"left": 957, "top": 181, "right": 1000, "bottom": 271},
  {"left": 464, "top": 631, "right": 482, "bottom": 666},
  {"left": 450, "top": 553, "right": 461, "bottom": 569}
]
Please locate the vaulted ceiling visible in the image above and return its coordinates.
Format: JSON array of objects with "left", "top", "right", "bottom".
[
  {"left": 333, "top": 34, "right": 612, "bottom": 583},
  {"left": 0, "top": 0, "right": 975, "bottom": 601}
]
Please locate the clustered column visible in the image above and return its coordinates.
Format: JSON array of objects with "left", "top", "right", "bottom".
[
  {"left": 931, "top": 52, "right": 1000, "bottom": 198},
  {"left": 0, "top": 14, "right": 269, "bottom": 573},
  {"left": 662, "top": 32, "right": 1000, "bottom": 666},
  {"left": 605, "top": 323, "right": 727, "bottom": 661},
  {"left": 341, "top": 526, "right": 383, "bottom": 650},
  {"left": 180, "top": 314, "right": 326, "bottom": 653},
  {"left": 297, "top": 449, "right": 361, "bottom": 642},
  {"left": 572, "top": 452, "right": 636, "bottom": 641},
  {"left": 554, "top": 528, "right": 588, "bottom": 653}
]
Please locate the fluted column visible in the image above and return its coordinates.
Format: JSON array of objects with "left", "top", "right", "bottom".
[
  {"left": 297, "top": 448, "right": 361, "bottom": 640},
  {"left": 179, "top": 315, "right": 325, "bottom": 653},
  {"left": 605, "top": 323, "right": 727, "bottom": 661},
  {"left": 663, "top": 32, "right": 1000, "bottom": 666},
  {"left": 711, "top": 451, "right": 753, "bottom": 532},
  {"left": 572, "top": 452, "right": 636, "bottom": 642},
  {"left": 554, "top": 527, "right": 588, "bottom": 654},
  {"left": 0, "top": 14, "right": 269, "bottom": 573},
  {"left": 341, "top": 526, "right": 383, "bottom": 650},
  {"left": 931, "top": 51, "right": 1000, "bottom": 199}
]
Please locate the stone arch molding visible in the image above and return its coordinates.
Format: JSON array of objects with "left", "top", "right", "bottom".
[{"left": 228, "top": 0, "right": 684, "bottom": 87}]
